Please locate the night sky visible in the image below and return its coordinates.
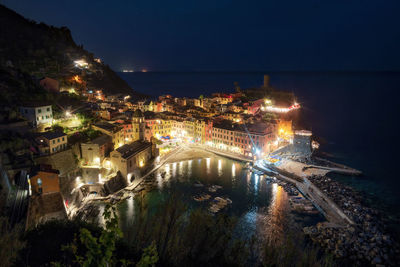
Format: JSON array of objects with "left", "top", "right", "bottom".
[{"left": 4, "top": 0, "right": 400, "bottom": 71}]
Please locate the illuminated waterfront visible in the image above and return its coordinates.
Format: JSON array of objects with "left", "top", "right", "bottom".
[{"left": 116, "top": 155, "right": 324, "bottom": 243}]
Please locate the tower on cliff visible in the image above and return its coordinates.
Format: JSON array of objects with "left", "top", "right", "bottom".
[{"left": 263, "top": 75, "right": 270, "bottom": 88}]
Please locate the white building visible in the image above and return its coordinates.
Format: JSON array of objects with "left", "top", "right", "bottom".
[
  {"left": 293, "top": 130, "right": 312, "bottom": 157},
  {"left": 19, "top": 104, "right": 53, "bottom": 127}
]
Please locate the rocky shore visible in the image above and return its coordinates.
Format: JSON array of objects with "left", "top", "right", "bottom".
[{"left": 304, "top": 175, "right": 400, "bottom": 266}]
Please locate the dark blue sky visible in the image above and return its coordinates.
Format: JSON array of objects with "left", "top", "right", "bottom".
[{"left": 4, "top": 0, "right": 400, "bottom": 71}]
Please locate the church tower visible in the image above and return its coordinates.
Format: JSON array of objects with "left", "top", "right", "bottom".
[{"left": 132, "top": 109, "right": 145, "bottom": 141}]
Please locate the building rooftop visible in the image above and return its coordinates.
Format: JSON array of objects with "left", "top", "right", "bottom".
[
  {"left": 116, "top": 141, "right": 152, "bottom": 159},
  {"left": 20, "top": 102, "right": 52, "bottom": 108},
  {"left": 90, "top": 135, "right": 112, "bottom": 146},
  {"left": 93, "top": 122, "right": 120, "bottom": 132},
  {"left": 39, "top": 131, "right": 67, "bottom": 140},
  {"left": 213, "top": 121, "right": 271, "bottom": 135},
  {"left": 30, "top": 164, "right": 60, "bottom": 177}
]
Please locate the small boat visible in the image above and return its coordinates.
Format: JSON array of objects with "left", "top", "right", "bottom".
[
  {"left": 193, "top": 194, "right": 211, "bottom": 202},
  {"left": 208, "top": 197, "right": 232, "bottom": 213},
  {"left": 194, "top": 181, "right": 204, "bottom": 187},
  {"left": 208, "top": 185, "right": 222, "bottom": 192}
]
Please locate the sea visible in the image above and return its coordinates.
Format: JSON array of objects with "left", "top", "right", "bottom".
[{"left": 118, "top": 71, "right": 400, "bottom": 238}]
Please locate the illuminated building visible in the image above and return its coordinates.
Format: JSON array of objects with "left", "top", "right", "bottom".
[
  {"left": 211, "top": 121, "right": 276, "bottom": 157},
  {"left": 74, "top": 59, "right": 88, "bottom": 68},
  {"left": 293, "top": 130, "right": 312, "bottom": 157},
  {"left": 29, "top": 164, "right": 60, "bottom": 195},
  {"left": 19, "top": 104, "right": 53, "bottom": 128},
  {"left": 81, "top": 135, "right": 113, "bottom": 166},
  {"left": 132, "top": 109, "right": 146, "bottom": 141},
  {"left": 92, "top": 122, "right": 125, "bottom": 149},
  {"left": 36, "top": 131, "right": 67, "bottom": 155},
  {"left": 110, "top": 141, "right": 153, "bottom": 181},
  {"left": 26, "top": 164, "right": 67, "bottom": 228}
]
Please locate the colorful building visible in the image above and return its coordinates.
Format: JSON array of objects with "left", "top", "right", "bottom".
[
  {"left": 36, "top": 131, "right": 68, "bottom": 155},
  {"left": 29, "top": 164, "right": 60, "bottom": 195},
  {"left": 92, "top": 122, "right": 125, "bottom": 149},
  {"left": 211, "top": 122, "right": 276, "bottom": 158},
  {"left": 110, "top": 140, "right": 154, "bottom": 181}
]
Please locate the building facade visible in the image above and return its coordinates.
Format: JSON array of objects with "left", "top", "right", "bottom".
[
  {"left": 36, "top": 131, "right": 68, "bottom": 155},
  {"left": 19, "top": 104, "right": 53, "bottom": 127},
  {"left": 29, "top": 164, "right": 60, "bottom": 195},
  {"left": 110, "top": 141, "right": 153, "bottom": 181},
  {"left": 81, "top": 135, "right": 113, "bottom": 166}
]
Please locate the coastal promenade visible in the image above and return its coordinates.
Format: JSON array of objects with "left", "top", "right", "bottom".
[
  {"left": 125, "top": 146, "right": 183, "bottom": 191},
  {"left": 255, "top": 161, "right": 354, "bottom": 225}
]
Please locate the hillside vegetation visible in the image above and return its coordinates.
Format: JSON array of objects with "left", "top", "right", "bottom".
[{"left": 0, "top": 4, "right": 140, "bottom": 97}]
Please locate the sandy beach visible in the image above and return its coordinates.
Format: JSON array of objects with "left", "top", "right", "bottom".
[{"left": 165, "top": 146, "right": 214, "bottom": 164}]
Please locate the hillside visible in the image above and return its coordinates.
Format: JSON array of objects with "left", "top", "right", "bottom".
[{"left": 0, "top": 4, "right": 142, "bottom": 97}]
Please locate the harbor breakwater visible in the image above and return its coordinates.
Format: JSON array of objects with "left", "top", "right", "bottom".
[{"left": 256, "top": 161, "right": 400, "bottom": 266}]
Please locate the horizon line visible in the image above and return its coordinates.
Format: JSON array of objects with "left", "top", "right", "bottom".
[{"left": 117, "top": 70, "right": 400, "bottom": 73}]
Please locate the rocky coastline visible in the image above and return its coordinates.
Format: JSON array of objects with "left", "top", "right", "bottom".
[{"left": 304, "top": 175, "right": 400, "bottom": 266}]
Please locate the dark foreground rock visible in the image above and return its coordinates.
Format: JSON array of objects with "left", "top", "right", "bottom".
[{"left": 304, "top": 175, "right": 400, "bottom": 266}]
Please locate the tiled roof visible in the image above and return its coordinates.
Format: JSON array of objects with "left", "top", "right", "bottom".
[
  {"left": 116, "top": 141, "right": 152, "bottom": 159},
  {"left": 39, "top": 131, "right": 66, "bottom": 140}
]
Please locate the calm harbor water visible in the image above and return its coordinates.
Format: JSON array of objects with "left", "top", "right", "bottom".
[
  {"left": 119, "top": 71, "right": 400, "bottom": 237},
  {"left": 116, "top": 155, "right": 323, "bottom": 242}
]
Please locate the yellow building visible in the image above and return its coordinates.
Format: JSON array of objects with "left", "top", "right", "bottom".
[
  {"left": 131, "top": 109, "right": 146, "bottom": 141},
  {"left": 146, "top": 119, "right": 173, "bottom": 138},
  {"left": 36, "top": 131, "right": 68, "bottom": 155},
  {"left": 92, "top": 122, "right": 125, "bottom": 149},
  {"left": 110, "top": 141, "right": 153, "bottom": 181}
]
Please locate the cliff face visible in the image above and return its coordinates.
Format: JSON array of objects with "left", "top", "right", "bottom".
[{"left": 0, "top": 4, "right": 142, "bottom": 97}]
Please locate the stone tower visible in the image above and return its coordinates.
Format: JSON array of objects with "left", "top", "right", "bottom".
[
  {"left": 132, "top": 109, "right": 145, "bottom": 141},
  {"left": 263, "top": 75, "right": 270, "bottom": 88}
]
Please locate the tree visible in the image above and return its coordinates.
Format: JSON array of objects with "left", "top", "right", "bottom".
[
  {"left": 64, "top": 204, "right": 122, "bottom": 267},
  {"left": 136, "top": 242, "right": 159, "bottom": 267}
]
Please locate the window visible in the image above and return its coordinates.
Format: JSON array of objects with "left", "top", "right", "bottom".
[
  {"left": 38, "top": 109, "right": 42, "bottom": 113},
  {"left": 53, "top": 140, "right": 55, "bottom": 144},
  {"left": 58, "top": 138, "right": 60, "bottom": 143},
  {"left": 47, "top": 107, "right": 50, "bottom": 111},
  {"left": 62, "top": 137, "right": 65, "bottom": 141}
]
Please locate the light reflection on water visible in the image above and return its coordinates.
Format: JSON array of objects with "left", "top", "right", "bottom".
[
  {"left": 172, "top": 162, "right": 177, "bottom": 176},
  {"left": 117, "top": 155, "right": 323, "bottom": 243},
  {"left": 126, "top": 196, "right": 135, "bottom": 225},
  {"left": 188, "top": 160, "right": 192, "bottom": 176},
  {"left": 217, "top": 159, "right": 222, "bottom": 176},
  {"left": 178, "top": 161, "right": 184, "bottom": 176}
]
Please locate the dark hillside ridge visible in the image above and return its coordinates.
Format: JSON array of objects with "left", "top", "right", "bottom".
[{"left": 0, "top": 4, "right": 144, "bottom": 98}]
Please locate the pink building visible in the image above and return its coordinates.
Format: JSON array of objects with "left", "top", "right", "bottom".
[{"left": 211, "top": 121, "right": 276, "bottom": 158}]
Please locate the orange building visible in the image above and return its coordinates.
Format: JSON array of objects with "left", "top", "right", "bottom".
[{"left": 29, "top": 164, "right": 60, "bottom": 195}]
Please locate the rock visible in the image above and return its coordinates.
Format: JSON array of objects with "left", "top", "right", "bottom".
[{"left": 372, "top": 256, "right": 382, "bottom": 264}]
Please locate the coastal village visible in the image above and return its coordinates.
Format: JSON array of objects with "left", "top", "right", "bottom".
[
  {"left": 1, "top": 2, "right": 399, "bottom": 266},
  {"left": 1, "top": 57, "right": 398, "bottom": 265}
]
